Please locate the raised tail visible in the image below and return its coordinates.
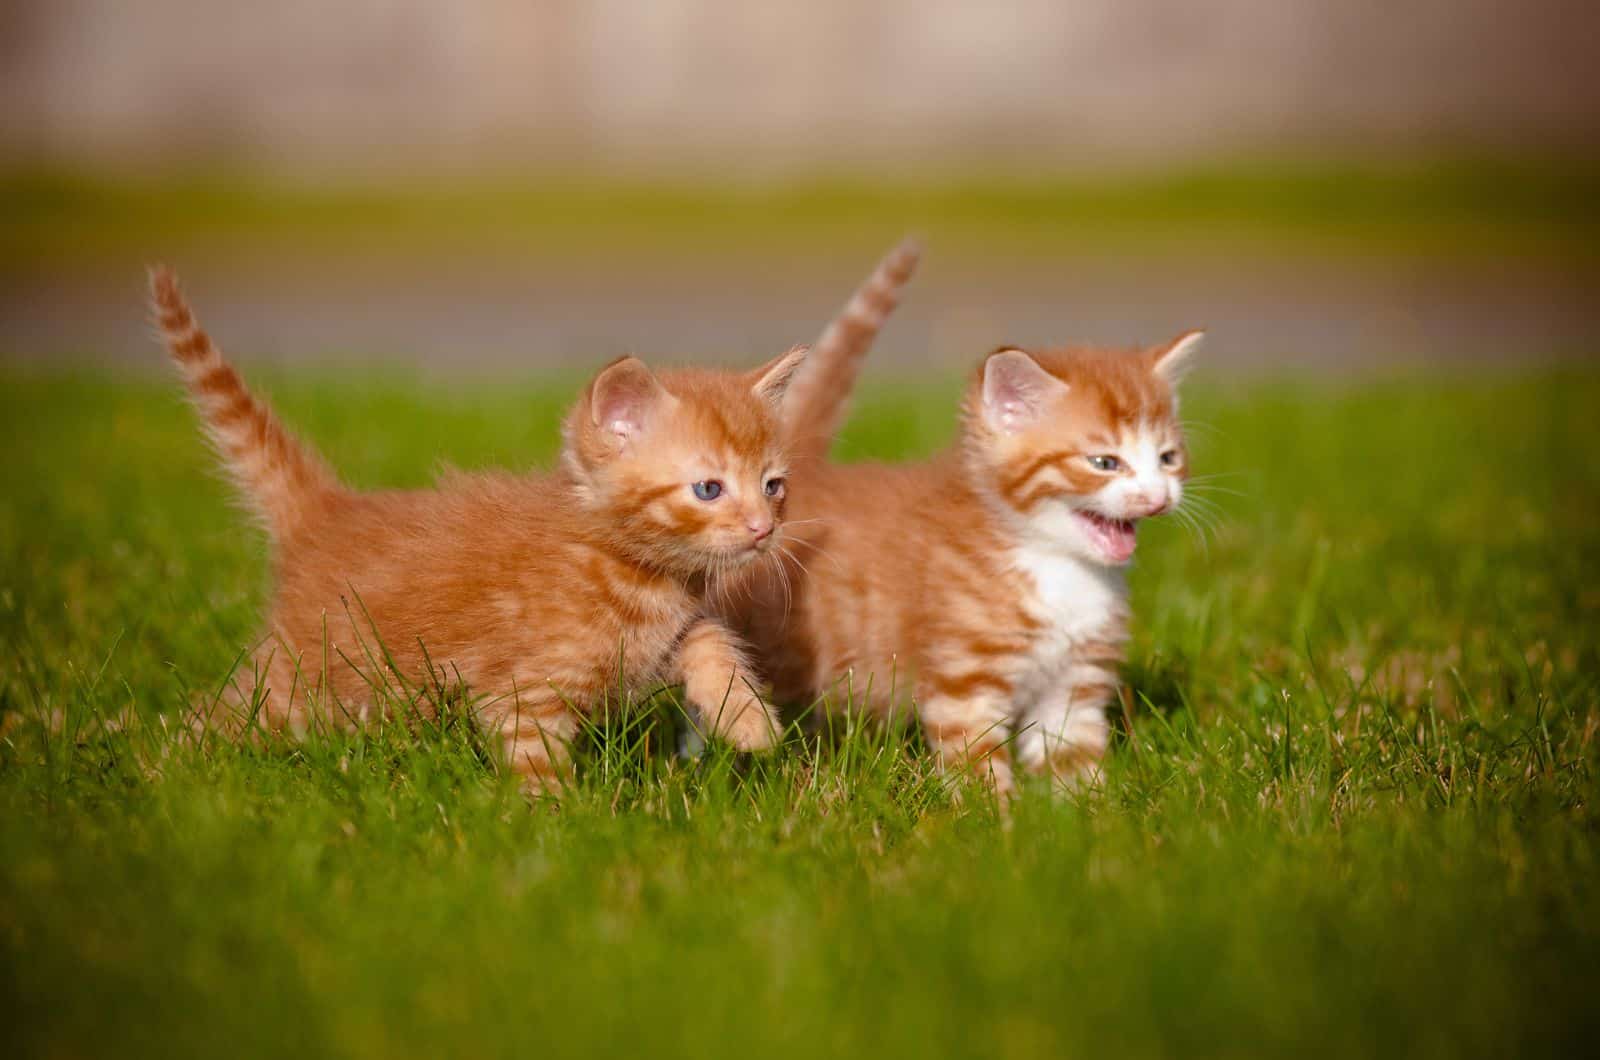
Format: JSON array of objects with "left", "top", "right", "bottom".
[
  {"left": 148, "top": 267, "right": 342, "bottom": 543},
  {"left": 782, "top": 237, "right": 921, "bottom": 466}
]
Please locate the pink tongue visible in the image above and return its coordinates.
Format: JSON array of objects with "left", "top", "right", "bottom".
[
  {"left": 1088, "top": 515, "right": 1137, "bottom": 562},
  {"left": 1107, "top": 521, "right": 1132, "bottom": 563}
]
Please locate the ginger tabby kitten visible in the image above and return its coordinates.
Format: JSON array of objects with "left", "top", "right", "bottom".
[
  {"left": 733, "top": 245, "right": 1203, "bottom": 797},
  {"left": 151, "top": 267, "right": 808, "bottom": 794}
]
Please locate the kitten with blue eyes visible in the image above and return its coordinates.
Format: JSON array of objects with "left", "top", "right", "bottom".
[
  {"left": 151, "top": 266, "right": 810, "bottom": 795},
  {"left": 723, "top": 241, "right": 1203, "bottom": 798}
]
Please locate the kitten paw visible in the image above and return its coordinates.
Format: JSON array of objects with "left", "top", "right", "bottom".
[{"left": 712, "top": 692, "right": 782, "bottom": 752}]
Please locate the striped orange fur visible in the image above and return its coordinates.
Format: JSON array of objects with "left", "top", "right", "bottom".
[
  {"left": 152, "top": 273, "right": 340, "bottom": 541},
  {"left": 781, "top": 238, "right": 920, "bottom": 466},
  {"left": 727, "top": 260, "right": 1203, "bottom": 797},
  {"left": 151, "top": 267, "right": 808, "bottom": 794}
]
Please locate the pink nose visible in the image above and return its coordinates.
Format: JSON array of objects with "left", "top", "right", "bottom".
[
  {"left": 1132, "top": 493, "right": 1170, "bottom": 517},
  {"left": 748, "top": 519, "right": 774, "bottom": 542}
]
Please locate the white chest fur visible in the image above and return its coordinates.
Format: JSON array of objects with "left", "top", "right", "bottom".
[{"left": 1007, "top": 541, "right": 1128, "bottom": 708}]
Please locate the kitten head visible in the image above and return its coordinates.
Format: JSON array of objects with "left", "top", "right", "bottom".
[
  {"left": 563, "top": 346, "right": 809, "bottom": 573},
  {"left": 962, "top": 332, "right": 1203, "bottom": 566}
]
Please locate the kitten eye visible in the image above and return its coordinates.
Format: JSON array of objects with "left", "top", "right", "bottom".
[
  {"left": 1087, "top": 455, "right": 1121, "bottom": 472},
  {"left": 763, "top": 477, "right": 786, "bottom": 498},
  {"left": 691, "top": 480, "right": 723, "bottom": 501},
  {"left": 1160, "top": 449, "right": 1181, "bottom": 467}
]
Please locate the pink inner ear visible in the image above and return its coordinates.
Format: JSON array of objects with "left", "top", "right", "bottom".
[
  {"left": 591, "top": 360, "right": 663, "bottom": 442},
  {"left": 983, "top": 349, "right": 1062, "bottom": 431},
  {"left": 594, "top": 389, "right": 641, "bottom": 438}
]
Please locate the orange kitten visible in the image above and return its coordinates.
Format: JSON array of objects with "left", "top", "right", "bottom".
[
  {"left": 150, "top": 267, "right": 808, "bottom": 793},
  {"left": 731, "top": 248, "right": 1202, "bottom": 797}
]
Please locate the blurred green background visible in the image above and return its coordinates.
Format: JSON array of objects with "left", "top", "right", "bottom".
[{"left": 1, "top": 0, "right": 1596, "bottom": 376}]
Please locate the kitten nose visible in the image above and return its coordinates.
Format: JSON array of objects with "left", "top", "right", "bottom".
[
  {"left": 747, "top": 517, "right": 774, "bottom": 542},
  {"left": 1132, "top": 490, "right": 1170, "bottom": 517}
]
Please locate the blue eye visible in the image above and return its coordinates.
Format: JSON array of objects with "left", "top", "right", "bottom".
[
  {"left": 692, "top": 480, "right": 723, "bottom": 501},
  {"left": 764, "top": 477, "right": 785, "bottom": 498},
  {"left": 1088, "top": 455, "right": 1121, "bottom": 472}
]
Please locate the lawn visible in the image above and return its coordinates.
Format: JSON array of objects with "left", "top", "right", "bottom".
[{"left": 1, "top": 366, "right": 1596, "bottom": 1059}]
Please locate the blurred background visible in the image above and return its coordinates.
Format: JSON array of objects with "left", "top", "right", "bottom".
[{"left": 1, "top": 0, "right": 1596, "bottom": 375}]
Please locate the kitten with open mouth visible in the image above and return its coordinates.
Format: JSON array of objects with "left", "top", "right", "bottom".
[{"left": 723, "top": 240, "right": 1203, "bottom": 798}]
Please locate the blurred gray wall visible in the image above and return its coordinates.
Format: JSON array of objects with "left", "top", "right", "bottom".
[{"left": 2, "top": 0, "right": 1595, "bottom": 172}]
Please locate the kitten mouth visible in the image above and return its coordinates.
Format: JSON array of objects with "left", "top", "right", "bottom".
[
  {"left": 718, "top": 543, "right": 769, "bottom": 566},
  {"left": 1073, "top": 510, "right": 1138, "bottom": 564}
]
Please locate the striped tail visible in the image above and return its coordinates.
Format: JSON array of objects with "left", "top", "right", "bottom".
[
  {"left": 783, "top": 237, "right": 921, "bottom": 466},
  {"left": 148, "top": 266, "right": 342, "bottom": 543}
]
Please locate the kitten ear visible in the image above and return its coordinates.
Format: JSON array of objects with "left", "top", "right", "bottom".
[
  {"left": 749, "top": 343, "right": 811, "bottom": 408},
  {"left": 981, "top": 348, "right": 1065, "bottom": 433},
  {"left": 1151, "top": 330, "right": 1205, "bottom": 384},
  {"left": 589, "top": 356, "right": 673, "bottom": 447}
]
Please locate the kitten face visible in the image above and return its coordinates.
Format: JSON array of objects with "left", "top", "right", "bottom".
[
  {"left": 969, "top": 333, "right": 1202, "bottom": 566},
  {"left": 565, "top": 348, "right": 807, "bottom": 573}
]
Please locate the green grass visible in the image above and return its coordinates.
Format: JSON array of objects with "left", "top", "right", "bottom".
[
  {"left": 1, "top": 367, "right": 1597, "bottom": 1059},
  {"left": 5, "top": 156, "right": 1598, "bottom": 269}
]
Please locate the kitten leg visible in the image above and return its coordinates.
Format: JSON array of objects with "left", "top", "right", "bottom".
[
  {"left": 676, "top": 619, "right": 781, "bottom": 751},
  {"left": 1015, "top": 664, "right": 1115, "bottom": 790},
  {"left": 920, "top": 693, "right": 1018, "bottom": 799},
  {"left": 484, "top": 694, "right": 581, "bottom": 797}
]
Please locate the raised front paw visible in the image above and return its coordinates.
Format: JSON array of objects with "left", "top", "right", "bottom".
[
  {"left": 676, "top": 618, "right": 783, "bottom": 753},
  {"left": 707, "top": 687, "right": 782, "bottom": 752}
]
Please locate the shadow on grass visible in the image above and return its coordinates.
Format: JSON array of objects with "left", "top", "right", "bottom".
[{"left": 1117, "top": 650, "right": 1195, "bottom": 742}]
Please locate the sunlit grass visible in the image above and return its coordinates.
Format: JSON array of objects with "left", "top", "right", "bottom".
[{"left": 1, "top": 367, "right": 1597, "bottom": 1058}]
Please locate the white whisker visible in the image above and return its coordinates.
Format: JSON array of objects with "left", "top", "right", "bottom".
[
  {"left": 790, "top": 538, "right": 845, "bottom": 574},
  {"left": 772, "top": 547, "right": 795, "bottom": 622}
]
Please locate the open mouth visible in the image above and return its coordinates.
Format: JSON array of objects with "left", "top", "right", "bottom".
[{"left": 1072, "top": 510, "right": 1139, "bottom": 563}]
